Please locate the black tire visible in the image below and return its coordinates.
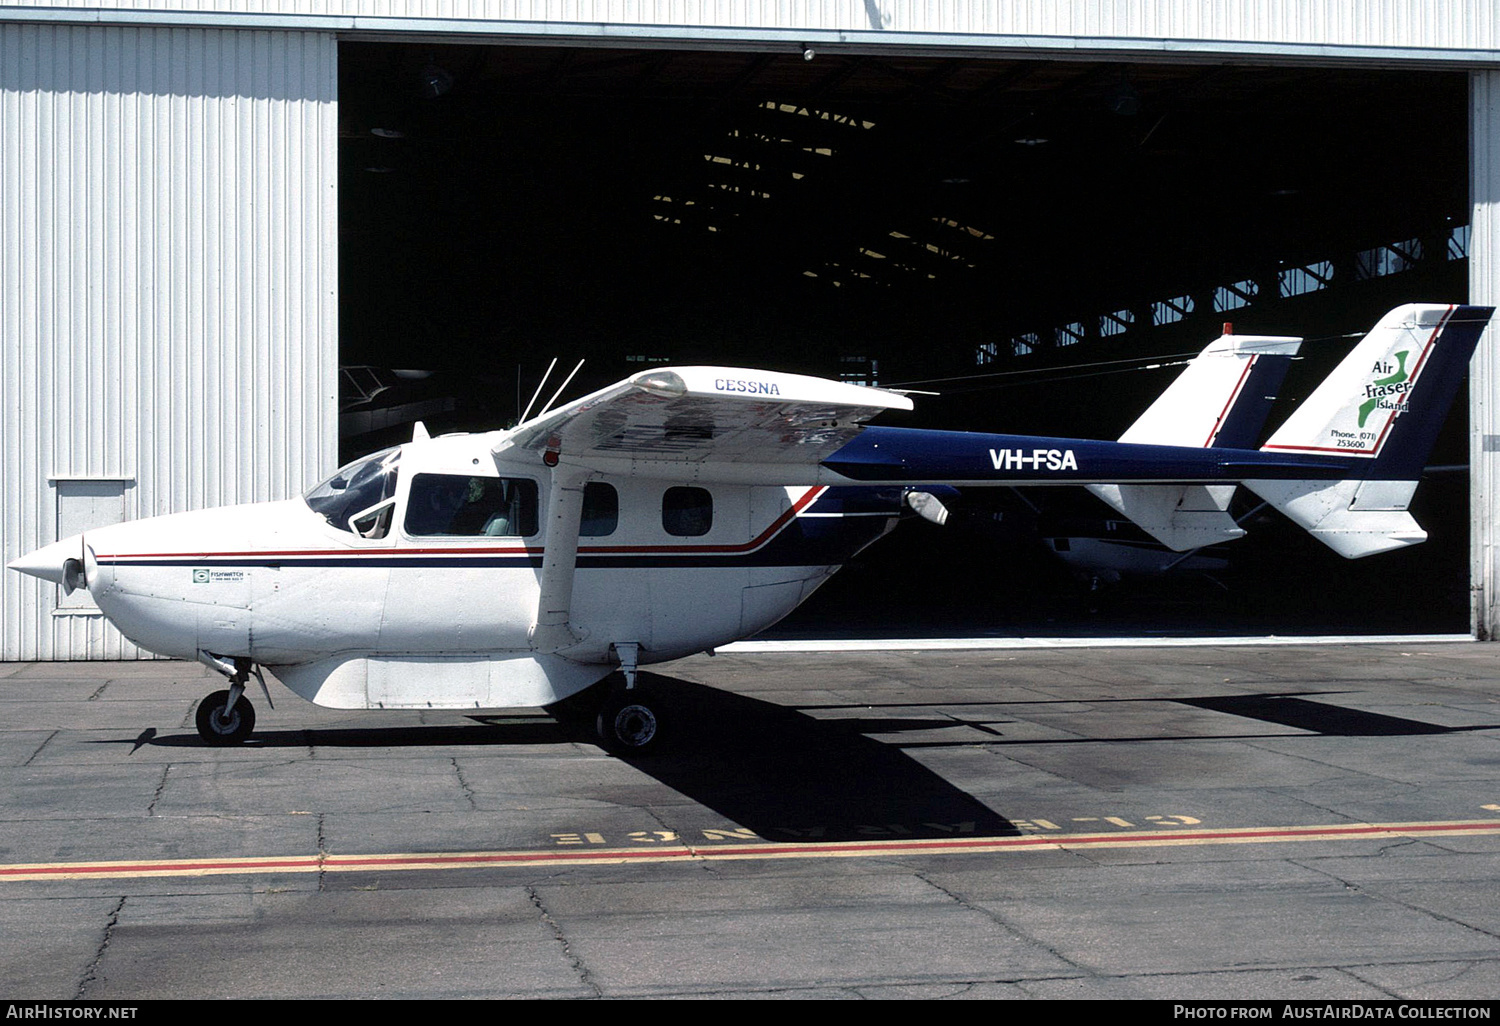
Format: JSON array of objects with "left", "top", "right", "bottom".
[
  {"left": 595, "top": 690, "right": 663, "bottom": 755},
  {"left": 195, "top": 689, "right": 256, "bottom": 746}
]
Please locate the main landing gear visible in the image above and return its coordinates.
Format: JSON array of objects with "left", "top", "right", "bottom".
[
  {"left": 194, "top": 655, "right": 263, "bottom": 745},
  {"left": 593, "top": 642, "right": 664, "bottom": 755},
  {"left": 595, "top": 689, "right": 663, "bottom": 755}
]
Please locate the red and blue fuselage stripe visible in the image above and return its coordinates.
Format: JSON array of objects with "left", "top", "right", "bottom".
[{"left": 93, "top": 487, "right": 903, "bottom": 571}]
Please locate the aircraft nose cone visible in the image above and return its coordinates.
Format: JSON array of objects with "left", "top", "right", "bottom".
[{"left": 7, "top": 536, "right": 83, "bottom": 586}]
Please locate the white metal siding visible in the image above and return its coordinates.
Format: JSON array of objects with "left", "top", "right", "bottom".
[
  {"left": 0, "top": 24, "right": 338, "bottom": 659},
  {"left": 0, "top": 2, "right": 1496, "bottom": 61},
  {"left": 1471, "top": 70, "right": 1500, "bottom": 641}
]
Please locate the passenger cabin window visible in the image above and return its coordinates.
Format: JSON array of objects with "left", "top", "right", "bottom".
[
  {"left": 405, "top": 474, "right": 538, "bottom": 537},
  {"left": 580, "top": 483, "right": 619, "bottom": 538},
  {"left": 303, "top": 449, "right": 400, "bottom": 539},
  {"left": 662, "top": 486, "right": 712, "bottom": 537}
]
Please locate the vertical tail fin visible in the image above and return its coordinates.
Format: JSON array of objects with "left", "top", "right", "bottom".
[
  {"left": 1088, "top": 329, "right": 1300, "bottom": 551},
  {"left": 1118, "top": 329, "right": 1301, "bottom": 450},
  {"left": 1245, "top": 304, "right": 1493, "bottom": 558},
  {"left": 1259, "top": 304, "right": 1486, "bottom": 473}
]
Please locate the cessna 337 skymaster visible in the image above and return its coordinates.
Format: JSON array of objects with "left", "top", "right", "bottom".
[{"left": 8, "top": 304, "right": 1492, "bottom": 751}]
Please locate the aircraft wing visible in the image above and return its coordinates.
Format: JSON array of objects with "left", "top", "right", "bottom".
[{"left": 495, "top": 366, "right": 913, "bottom": 471}]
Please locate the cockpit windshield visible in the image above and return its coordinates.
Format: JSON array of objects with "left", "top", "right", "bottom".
[{"left": 303, "top": 448, "right": 400, "bottom": 535}]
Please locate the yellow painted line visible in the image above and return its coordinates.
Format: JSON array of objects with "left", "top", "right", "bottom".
[{"left": 4, "top": 819, "right": 1499, "bottom": 882}]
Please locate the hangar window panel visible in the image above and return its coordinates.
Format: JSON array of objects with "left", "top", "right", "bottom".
[
  {"left": 1278, "top": 261, "right": 1334, "bottom": 298},
  {"left": 1449, "top": 224, "right": 1470, "bottom": 261},
  {"left": 1057, "top": 322, "right": 1085, "bottom": 347},
  {"left": 1214, "top": 280, "right": 1259, "bottom": 312},
  {"left": 1356, "top": 238, "right": 1422, "bottom": 280},
  {"left": 581, "top": 483, "right": 619, "bottom": 538},
  {"left": 1012, "top": 333, "right": 1040, "bottom": 356},
  {"left": 1101, "top": 310, "right": 1135, "bottom": 338},
  {"left": 663, "top": 487, "right": 713, "bottom": 537},
  {"left": 1152, "top": 295, "right": 1194, "bottom": 326},
  {"left": 405, "top": 475, "right": 539, "bottom": 538},
  {"left": 975, "top": 340, "right": 1001, "bottom": 366}
]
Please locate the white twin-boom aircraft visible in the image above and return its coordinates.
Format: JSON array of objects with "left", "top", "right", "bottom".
[{"left": 8, "top": 304, "right": 1492, "bottom": 751}]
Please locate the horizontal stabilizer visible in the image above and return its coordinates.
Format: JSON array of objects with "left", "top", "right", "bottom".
[
  {"left": 1086, "top": 483, "right": 1243, "bottom": 551},
  {"left": 1243, "top": 479, "right": 1425, "bottom": 558}
]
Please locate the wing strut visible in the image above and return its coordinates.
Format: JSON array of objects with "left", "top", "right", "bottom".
[{"left": 529, "top": 466, "right": 587, "bottom": 652}]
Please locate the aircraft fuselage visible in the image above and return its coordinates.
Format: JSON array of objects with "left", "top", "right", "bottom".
[{"left": 55, "top": 434, "right": 901, "bottom": 710}]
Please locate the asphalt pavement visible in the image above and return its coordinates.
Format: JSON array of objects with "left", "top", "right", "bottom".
[{"left": 1, "top": 640, "right": 1498, "bottom": 999}]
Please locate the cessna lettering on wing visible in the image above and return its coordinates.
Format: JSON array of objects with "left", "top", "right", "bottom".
[
  {"left": 990, "top": 447, "right": 1079, "bottom": 471},
  {"left": 715, "top": 378, "right": 782, "bottom": 396}
]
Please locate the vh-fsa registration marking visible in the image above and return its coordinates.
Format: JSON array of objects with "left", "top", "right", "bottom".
[{"left": 990, "top": 448, "right": 1078, "bottom": 471}]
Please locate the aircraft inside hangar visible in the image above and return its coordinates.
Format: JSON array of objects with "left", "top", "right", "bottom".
[{"left": 336, "top": 44, "right": 1473, "bottom": 637}]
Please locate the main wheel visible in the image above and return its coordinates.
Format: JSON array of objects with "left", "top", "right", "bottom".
[
  {"left": 195, "top": 689, "right": 256, "bottom": 746},
  {"left": 595, "top": 690, "right": 663, "bottom": 755}
]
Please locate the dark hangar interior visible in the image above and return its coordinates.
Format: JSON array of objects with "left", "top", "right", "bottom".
[{"left": 338, "top": 43, "right": 1473, "bottom": 636}]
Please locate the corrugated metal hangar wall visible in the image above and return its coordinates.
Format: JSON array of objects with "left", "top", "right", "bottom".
[
  {"left": 0, "top": 25, "right": 338, "bottom": 658},
  {"left": 2, "top": 1, "right": 1500, "bottom": 658}
]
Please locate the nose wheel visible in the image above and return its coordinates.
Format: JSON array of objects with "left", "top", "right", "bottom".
[{"left": 195, "top": 688, "right": 256, "bottom": 745}]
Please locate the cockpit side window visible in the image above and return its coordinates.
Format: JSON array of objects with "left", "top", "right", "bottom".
[
  {"left": 304, "top": 449, "right": 400, "bottom": 536},
  {"left": 404, "top": 474, "right": 539, "bottom": 538}
]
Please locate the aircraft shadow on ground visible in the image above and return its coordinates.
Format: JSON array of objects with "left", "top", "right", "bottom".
[
  {"left": 115, "top": 682, "right": 1495, "bottom": 843},
  {"left": 1175, "top": 694, "right": 1500, "bottom": 736},
  {"left": 127, "top": 672, "right": 1019, "bottom": 842},
  {"left": 571, "top": 673, "right": 1020, "bottom": 841}
]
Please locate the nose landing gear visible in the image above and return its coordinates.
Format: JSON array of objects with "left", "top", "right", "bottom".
[
  {"left": 196, "top": 687, "right": 256, "bottom": 745},
  {"left": 194, "top": 655, "right": 264, "bottom": 745}
]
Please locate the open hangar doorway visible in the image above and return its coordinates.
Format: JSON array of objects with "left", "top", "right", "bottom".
[{"left": 337, "top": 42, "right": 1472, "bottom": 638}]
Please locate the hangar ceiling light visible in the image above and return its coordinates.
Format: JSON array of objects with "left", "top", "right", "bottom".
[
  {"left": 416, "top": 62, "right": 454, "bottom": 99},
  {"left": 1105, "top": 75, "right": 1140, "bottom": 116}
]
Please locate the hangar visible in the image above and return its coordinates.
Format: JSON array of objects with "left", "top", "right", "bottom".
[{"left": 3, "top": 3, "right": 1500, "bottom": 658}]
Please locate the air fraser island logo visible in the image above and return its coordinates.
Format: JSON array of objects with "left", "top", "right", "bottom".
[{"left": 1357, "top": 351, "right": 1411, "bottom": 428}]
